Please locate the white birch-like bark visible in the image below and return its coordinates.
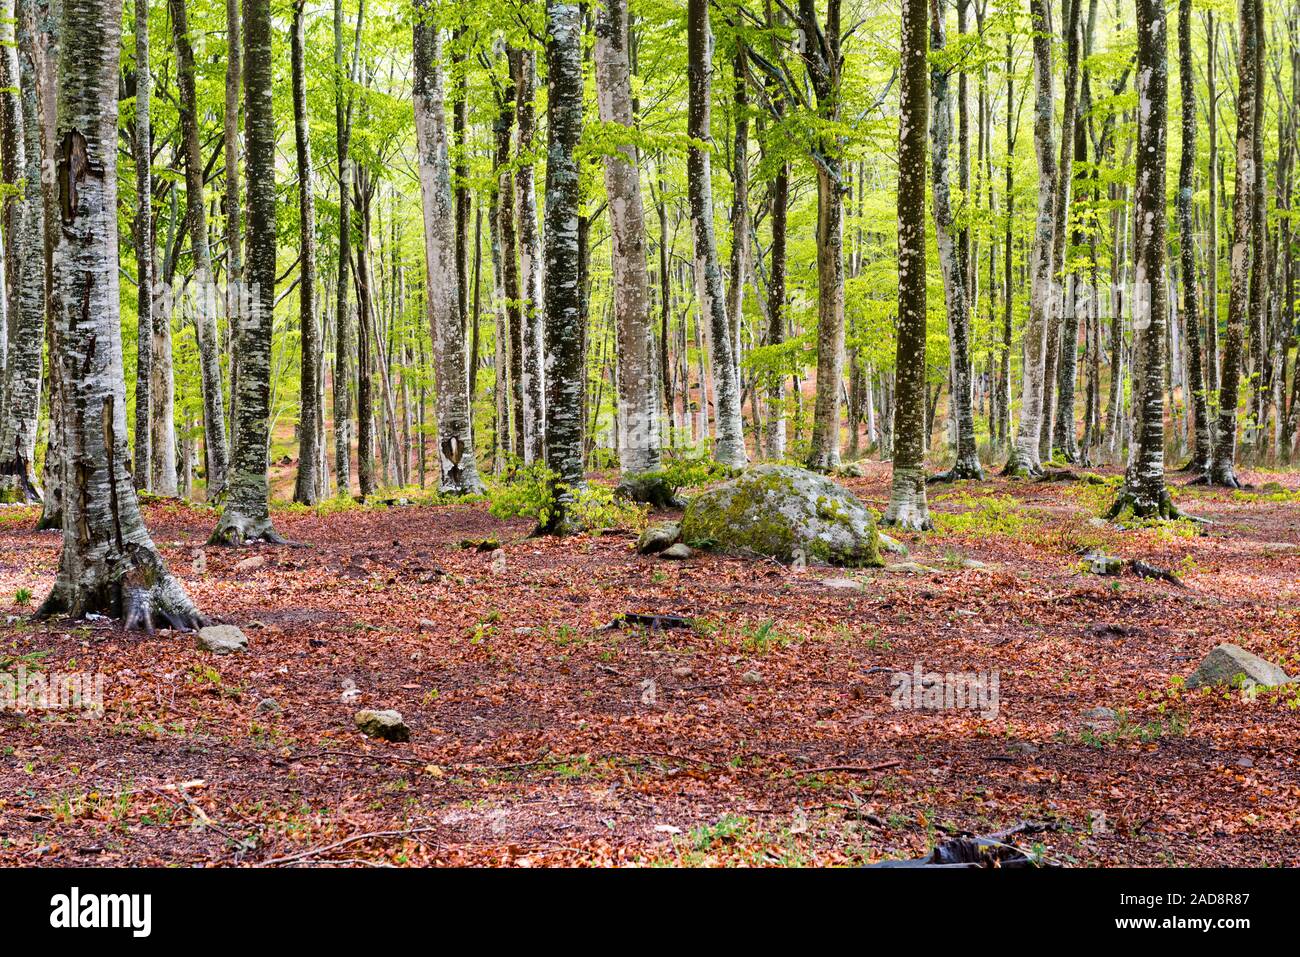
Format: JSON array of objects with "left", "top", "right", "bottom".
[
  {"left": 0, "top": 0, "right": 46, "bottom": 503},
  {"left": 39, "top": 0, "right": 203, "bottom": 630},
  {"left": 884, "top": 0, "right": 932, "bottom": 530},
  {"left": 209, "top": 0, "right": 279, "bottom": 544},
  {"left": 686, "top": 0, "right": 746, "bottom": 468},
  {"left": 541, "top": 0, "right": 587, "bottom": 530},
  {"left": 413, "top": 1, "right": 484, "bottom": 495},
  {"left": 168, "top": 0, "right": 228, "bottom": 500},
  {"left": 594, "top": 0, "right": 663, "bottom": 482},
  {"left": 515, "top": 47, "right": 546, "bottom": 465},
  {"left": 1006, "top": 0, "right": 1056, "bottom": 476}
]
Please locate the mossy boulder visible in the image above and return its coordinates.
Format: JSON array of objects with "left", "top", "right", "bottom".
[{"left": 680, "top": 465, "right": 882, "bottom": 567}]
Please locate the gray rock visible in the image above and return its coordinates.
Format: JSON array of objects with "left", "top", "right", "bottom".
[
  {"left": 821, "top": 577, "right": 864, "bottom": 591},
  {"left": 680, "top": 465, "right": 882, "bottom": 567},
  {"left": 1084, "top": 553, "right": 1124, "bottom": 576},
  {"left": 354, "top": 709, "right": 411, "bottom": 742},
  {"left": 636, "top": 522, "right": 682, "bottom": 555},
  {"left": 1081, "top": 707, "right": 1118, "bottom": 722},
  {"left": 256, "top": 697, "right": 281, "bottom": 714},
  {"left": 660, "top": 543, "right": 695, "bottom": 560},
  {"left": 885, "top": 561, "right": 941, "bottom": 575},
  {"left": 196, "top": 625, "right": 248, "bottom": 656},
  {"left": 877, "top": 532, "right": 909, "bottom": 556},
  {"left": 741, "top": 670, "right": 763, "bottom": 686},
  {"left": 1185, "top": 643, "right": 1292, "bottom": 690}
]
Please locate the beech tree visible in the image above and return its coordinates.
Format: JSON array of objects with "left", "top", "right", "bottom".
[
  {"left": 884, "top": 0, "right": 932, "bottom": 530},
  {"left": 209, "top": 0, "right": 280, "bottom": 544},
  {"left": 38, "top": 0, "right": 203, "bottom": 630},
  {"left": 540, "top": 0, "right": 586, "bottom": 531},
  {"left": 928, "top": 0, "right": 981, "bottom": 482},
  {"left": 594, "top": 0, "right": 666, "bottom": 498},
  {"left": 685, "top": 0, "right": 746, "bottom": 470},
  {"left": 414, "top": 0, "right": 484, "bottom": 495},
  {"left": 0, "top": 0, "right": 45, "bottom": 503}
]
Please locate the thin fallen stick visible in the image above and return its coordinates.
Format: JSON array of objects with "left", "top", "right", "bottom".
[
  {"left": 799, "top": 760, "right": 902, "bottom": 775},
  {"left": 261, "top": 825, "right": 443, "bottom": 867}
]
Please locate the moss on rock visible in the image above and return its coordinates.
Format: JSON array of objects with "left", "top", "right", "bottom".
[{"left": 681, "top": 465, "right": 882, "bottom": 567}]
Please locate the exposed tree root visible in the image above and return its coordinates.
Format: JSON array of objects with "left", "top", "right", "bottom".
[
  {"left": 1105, "top": 486, "right": 1183, "bottom": 522},
  {"left": 805, "top": 449, "right": 841, "bottom": 474},
  {"left": 0, "top": 459, "right": 42, "bottom": 505},
  {"left": 35, "top": 544, "right": 207, "bottom": 633},
  {"left": 208, "top": 513, "right": 286, "bottom": 547},
  {"left": 615, "top": 474, "right": 683, "bottom": 509},
  {"left": 928, "top": 457, "right": 984, "bottom": 484}
]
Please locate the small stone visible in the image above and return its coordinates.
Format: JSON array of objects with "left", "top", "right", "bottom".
[
  {"left": 1185, "top": 643, "right": 1293, "bottom": 690},
  {"left": 234, "top": 555, "right": 266, "bottom": 573},
  {"left": 821, "top": 577, "right": 864, "bottom": 591},
  {"left": 196, "top": 625, "right": 248, "bottom": 656},
  {"left": 1236, "top": 756, "right": 1255, "bottom": 769},
  {"left": 1084, "top": 553, "right": 1124, "bottom": 576},
  {"left": 660, "top": 543, "right": 694, "bottom": 560},
  {"left": 1081, "top": 707, "right": 1118, "bottom": 722},
  {"left": 256, "top": 697, "right": 281, "bottom": 714},
  {"left": 741, "top": 670, "right": 763, "bottom": 686},
  {"left": 636, "top": 522, "right": 681, "bottom": 555},
  {"left": 885, "top": 561, "right": 941, "bottom": 574},
  {"left": 354, "top": 709, "right": 410, "bottom": 742}
]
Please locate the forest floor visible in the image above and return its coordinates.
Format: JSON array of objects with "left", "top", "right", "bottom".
[{"left": 1, "top": 460, "right": 1298, "bottom": 867}]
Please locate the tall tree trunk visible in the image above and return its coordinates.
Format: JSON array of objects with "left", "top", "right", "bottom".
[
  {"left": 801, "top": 0, "right": 846, "bottom": 473},
  {"left": 0, "top": 0, "right": 20, "bottom": 383},
  {"left": 884, "top": 0, "right": 932, "bottom": 530},
  {"left": 1205, "top": 11, "right": 1220, "bottom": 403},
  {"left": 928, "top": 0, "right": 981, "bottom": 481},
  {"left": 169, "top": 0, "right": 229, "bottom": 500},
  {"left": 223, "top": 0, "right": 242, "bottom": 392},
  {"left": 131, "top": 0, "right": 152, "bottom": 492},
  {"left": 727, "top": 42, "right": 748, "bottom": 383},
  {"left": 765, "top": 161, "right": 788, "bottom": 460},
  {"left": 515, "top": 46, "right": 546, "bottom": 464},
  {"left": 1211, "top": 0, "right": 1256, "bottom": 487},
  {"left": 685, "top": 0, "right": 746, "bottom": 468},
  {"left": 0, "top": 0, "right": 46, "bottom": 503},
  {"left": 292, "top": 0, "right": 322, "bottom": 504},
  {"left": 37, "top": 0, "right": 203, "bottom": 630},
  {"left": 1006, "top": 0, "right": 1056, "bottom": 476},
  {"left": 1177, "top": 0, "right": 1212, "bottom": 475},
  {"left": 333, "top": 0, "right": 364, "bottom": 496},
  {"left": 1112, "top": 0, "right": 1174, "bottom": 518},
  {"left": 494, "top": 57, "right": 523, "bottom": 460},
  {"left": 413, "top": 0, "right": 484, "bottom": 495},
  {"left": 1041, "top": 0, "right": 1081, "bottom": 460},
  {"left": 210, "top": 0, "right": 279, "bottom": 544},
  {"left": 595, "top": 0, "right": 664, "bottom": 492},
  {"left": 354, "top": 178, "right": 376, "bottom": 498},
  {"left": 541, "top": 0, "right": 586, "bottom": 530}
]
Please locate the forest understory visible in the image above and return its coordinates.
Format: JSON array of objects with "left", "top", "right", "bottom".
[{"left": 1, "top": 460, "right": 1297, "bottom": 867}]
